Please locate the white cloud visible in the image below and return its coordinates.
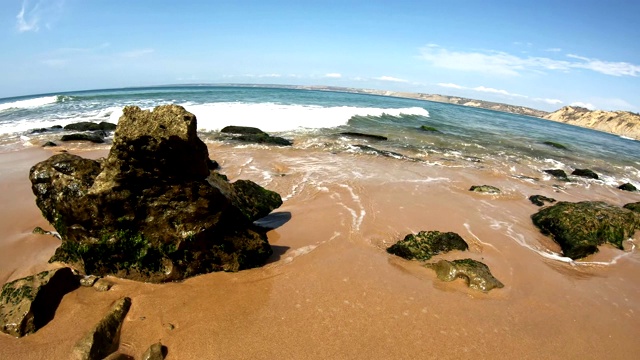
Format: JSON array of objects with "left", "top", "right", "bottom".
[
  {"left": 375, "top": 76, "right": 408, "bottom": 83},
  {"left": 437, "top": 82, "right": 464, "bottom": 89},
  {"left": 569, "top": 102, "right": 596, "bottom": 110},
  {"left": 324, "top": 73, "right": 342, "bottom": 78},
  {"left": 420, "top": 44, "right": 640, "bottom": 77},
  {"left": 534, "top": 98, "right": 563, "bottom": 105},
  {"left": 120, "top": 48, "right": 155, "bottom": 58},
  {"left": 545, "top": 48, "right": 562, "bottom": 52},
  {"left": 16, "top": 0, "right": 64, "bottom": 33}
]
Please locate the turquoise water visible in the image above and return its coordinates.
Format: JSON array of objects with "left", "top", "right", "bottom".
[{"left": 0, "top": 85, "right": 638, "bottom": 186}]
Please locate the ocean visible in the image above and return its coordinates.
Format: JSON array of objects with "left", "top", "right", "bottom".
[{"left": 1, "top": 85, "right": 638, "bottom": 188}]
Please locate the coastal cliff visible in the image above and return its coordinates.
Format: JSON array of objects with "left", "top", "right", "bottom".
[{"left": 543, "top": 106, "right": 640, "bottom": 140}]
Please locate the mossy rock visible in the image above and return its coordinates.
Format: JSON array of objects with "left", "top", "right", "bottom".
[
  {"left": 426, "top": 259, "right": 504, "bottom": 292},
  {"left": 529, "top": 195, "right": 556, "bottom": 207},
  {"left": 220, "top": 126, "right": 267, "bottom": 135},
  {"left": 531, "top": 201, "right": 640, "bottom": 259},
  {"left": 419, "top": 125, "right": 439, "bottom": 132},
  {"left": 387, "top": 231, "right": 468, "bottom": 261},
  {"left": 64, "top": 121, "right": 116, "bottom": 131},
  {"left": 340, "top": 132, "right": 388, "bottom": 141},
  {"left": 618, "top": 183, "right": 637, "bottom": 192},
  {"left": 623, "top": 202, "right": 640, "bottom": 214},
  {"left": 61, "top": 132, "right": 105, "bottom": 143},
  {"left": 572, "top": 168, "right": 599, "bottom": 179},
  {"left": 469, "top": 185, "right": 501, "bottom": 194},
  {"left": 543, "top": 141, "right": 567, "bottom": 150},
  {"left": 543, "top": 169, "right": 569, "bottom": 181}
]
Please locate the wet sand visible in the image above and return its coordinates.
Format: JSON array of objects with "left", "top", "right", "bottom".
[{"left": 1, "top": 143, "right": 639, "bottom": 359}]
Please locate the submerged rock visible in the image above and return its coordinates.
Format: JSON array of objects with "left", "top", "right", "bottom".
[
  {"left": 529, "top": 195, "right": 556, "bottom": 207},
  {"left": 543, "top": 169, "right": 569, "bottom": 181},
  {"left": 571, "top": 168, "right": 599, "bottom": 179},
  {"left": 339, "top": 132, "right": 388, "bottom": 141},
  {"left": 469, "top": 185, "right": 501, "bottom": 194},
  {"left": 29, "top": 105, "right": 282, "bottom": 282},
  {"left": 419, "top": 125, "right": 439, "bottom": 132},
  {"left": 0, "top": 267, "right": 78, "bottom": 337},
  {"left": 426, "top": 259, "right": 504, "bottom": 292},
  {"left": 387, "top": 231, "right": 468, "bottom": 261},
  {"left": 71, "top": 297, "right": 131, "bottom": 360},
  {"left": 220, "top": 125, "right": 292, "bottom": 146},
  {"left": 618, "top": 183, "right": 637, "bottom": 192},
  {"left": 542, "top": 141, "right": 567, "bottom": 150},
  {"left": 42, "top": 141, "right": 58, "bottom": 147},
  {"left": 220, "top": 126, "right": 266, "bottom": 135},
  {"left": 531, "top": 201, "right": 640, "bottom": 259},
  {"left": 61, "top": 132, "right": 106, "bottom": 143}
]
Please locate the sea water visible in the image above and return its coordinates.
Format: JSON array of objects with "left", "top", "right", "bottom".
[{"left": 0, "top": 85, "right": 638, "bottom": 188}]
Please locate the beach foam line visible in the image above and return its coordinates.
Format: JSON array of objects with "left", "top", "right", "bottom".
[
  {"left": 0, "top": 95, "right": 59, "bottom": 112},
  {"left": 182, "top": 102, "right": 429, "bottom": 132}
]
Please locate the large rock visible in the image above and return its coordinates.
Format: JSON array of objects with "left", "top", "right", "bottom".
[
  {"left": 71, "top": 297, "right": 131, "bottom": 360},
  {"left": 531, "top": 201, "right": 640, "bottom": 259},
  {"left": 387, "top": 231, "right": 468, "bottom": 261},
  {"left": 0, "top": 267, "right": 78, "bottom": 337},
  {"left": 29, "top": 105, "right": 282, "bottom": 282},
  {"left": 426, "top": 259, "right": 504, "bottom": 292}
]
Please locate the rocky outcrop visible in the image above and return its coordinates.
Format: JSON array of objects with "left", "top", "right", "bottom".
[
  {"left": 0, "top": 268, "right": 78, "bottom": 337},
  {"left": 531, "top": 201, "right": 640, "bottom": 259},
  {"left": 64, "top": 122, "right": 117, "bottom": 132},
  {"left": 572, "top": 168, "right": 599, "bottom": 179},
  {"left": 71, "top": 297, "right": 131, "bottom": 360},
  {"left": 543, "top": 106, "right": 640, "bottom": 140},
  {"left": 220, "top": 125, "right": 292, "bottom": 146},
  {"left": 426, "top": 259, "right": 504, "bottom": 292},
  {"left": 29, "top": 105, "right": 282, "bottom": 282},
  {"left": 339, "top": 132, "right": 388, "bottom": 141},
  {"left": 618, "top": 183, "right": 637, "bottom": 192},
  {"left": 61, "top": 132, "right": 107, "bottom": 143},
  {"left": 469, "top": 185, "right": 501, "bottom": 194},
  {"left": 387, "top": 231, "right": 468, "bottom": 261},
  {"left": 543, "top": 169, "right": 569, "bottom": 181},
  {"left": 624, "top": 202, "right": 640, "bottom": 214}
]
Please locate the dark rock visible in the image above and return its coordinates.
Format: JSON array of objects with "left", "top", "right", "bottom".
[
  {"left": 469, "top": 185, "right": 501, "bottom": 194},
  {"left": 531, "top": 201, "right": 640, "bottom": 259},
  {"left": 29, "top": 105, "right": 281, "bottom": 282},
  {"left": 220, "top": 126, "right": 266, "bottom": 135},
  {"left": 0, "top": 267, "right": 79, "bottom": 337},
  {"left": 529, "top": 195, "right": 556, "bottom": 207},
  {"left": 42, "top": 141, "right": 58, "bottom": 147},
  {"left": 352, "top": 144, "right": 416, "bottom": 161},
  {"left": 387, "top": 231, "right": 468, "bottom": 261},
  {"left": 339, "top": 132, "right": 388, "bottom": 141},
  {"left": 426, "top": 259, "right": 504, "bottom": 292},
  {"left": 52, "top": 125, "right": 63, "bottom": 129},
  {"left": 618, "top": 183, "right": 637, "bottom": 192},
  {"left": 623, "top": 202, "right": 640, "bottom": 214},
  {"left": 61, "top": 132, "right": 105, "bottom": 143},
  {"left": 141, "top": 342, "right": 166, "bottom": 360},
  {"left": 236, "top": 133, "right": 293, "bottom": 146},
  {"left": 419, "top": 125, "right": 439, "bottom": 132},
  {"left": 64, "top": 121, "right": 117, "bottom": 132},
  {"left": 542, "top": 141, "right": 567, "bottom": 150},
  {"left": 543, "top": 169, "right": 569, "bottom": 181},
  {"left": 208, "top": 159, "right": 219, "bottom": 170},
  {"left": 572, "top": 168, "right": 599, "bottom": 179},
  {"left": 29, "top": 128, "right": 50, "bottom": 134},
  {"left": 71, "top": 297, "right": 131, "bottom": 360}
]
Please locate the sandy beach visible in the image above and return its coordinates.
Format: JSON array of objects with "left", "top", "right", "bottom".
[{"left": 1, "top": 142, "right": 640, "bottom": 360}]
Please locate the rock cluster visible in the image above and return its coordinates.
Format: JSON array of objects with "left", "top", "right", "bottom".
[
  {"left": 29, "top": 105, "right": 282, "bottom": 282},
  {"left": 387, "top": 231, "right": 468, "bottom": 261}
]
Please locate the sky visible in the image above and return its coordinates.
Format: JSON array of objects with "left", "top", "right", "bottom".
[{"left": 1, "top": 0, "right": 639, "bottom": 111}]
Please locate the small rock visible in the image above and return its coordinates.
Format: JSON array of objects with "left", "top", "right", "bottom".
[
  {"left": 61, "top": 133, "right": 105, "bottom": 143},
  {"left": 543, "top": 169, "right": 569, "bottom": 181},
  {"left": 79, "top": 275, "right": 99, "bottom": 287},
  {"left": 32, "top": 226, "right": 47, "bottom": 234},
  {"left": 623, "top": 202, "right": 640, "bottom": 214},
  {"left": 387, "top": 231, "right": 468, "bottom": 261},
  {"left": 542, "top": 141, "right": 567, "bottom": 150},
  {"left": 141, "top": 342, "right": 166, "bottom": 360},
  {"left": 220, "top": 126, "right": 267, "bottom": 135},
  {"left": 571, "top": 168, "right": 599, "bottom": 179},
  {"left": 0, "top": 267, "right": 79, "bottom": 337},
  {"left": 93, "top": 278, "right": 113, "bottom": 292},
  {"left": 419, "top": 125, "right": 439, "bottom": 132},
  {"left": 528, "top": 195, "right": 556, "bottom": 207},
  {"left": 339, "top": 132, "right": 388, "bottom": 141},
  {"left": 469, "top": 185, "right": 501, "bottom": 194},
  {"left": 64, "top": 121, "right": 116, "bottom": 131},
  {"left": 71, "top": 297, "right": 132, "bottom": 360},
  {"left": 618, "top": 183, "right": 637, "bottom": 192},
  {"left": 165, "top": 323, "right": 175, "bottom": 331},
  {"left": 426, "top": 259, "right": 504, "bottom": 292},
  {"left": 42, "top": 141, "right": 58, "bottom": 147}
]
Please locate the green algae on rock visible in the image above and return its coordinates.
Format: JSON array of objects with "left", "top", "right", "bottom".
[
  {"left": 571, "top": 168, "right": 599, "bottom": 179},
  {"left": 529, "top": 195, "right": 556, "bottom": 207},
  {"left": 426, "top": 259, "right": 504, "bottom": 292},
  {"left": 531, "top": 201, "right": 640, "bottom": 260},
  {"left": 543, "top": 169, "right": 569, "bottom": 181},
  {"left": 618, "top": 183, "right": 637, "bottom": 192},
  {"left": 542, "top": 141, "right": 568, "bottom": 150},
  {"left": 623, "top": 202, "right": 640, "bottom": 214},
  {"left": 29, "top": 105, "right": 282, "bottom": 282},
  {"left": 387, "top": 231, "right": 468, "bottom": 261},
  {"left": 469, "top": 185, "right": 501, "bottom": 194},
  {"left": 0, "top": 267, "right": 79, "bottom": 337}
]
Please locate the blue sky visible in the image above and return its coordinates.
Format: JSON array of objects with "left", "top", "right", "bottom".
[{"left": 1, "top": 0, "right": 639, "bottom": 111}]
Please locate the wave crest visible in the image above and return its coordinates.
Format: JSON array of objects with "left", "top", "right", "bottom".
[{"left": 0, "top": 95, "right": 59, "bottom": 112}]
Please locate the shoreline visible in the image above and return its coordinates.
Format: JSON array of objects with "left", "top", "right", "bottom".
[{"left": 1, "top": 143, "right": 639, "bottom": 359}]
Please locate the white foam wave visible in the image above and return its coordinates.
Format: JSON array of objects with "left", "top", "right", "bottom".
[
  {"left": 0, "top": 95, "right": 59, "bottom": 112},
  {"left": 182, "top": 102, "right": 429, "bottom": 132}
]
